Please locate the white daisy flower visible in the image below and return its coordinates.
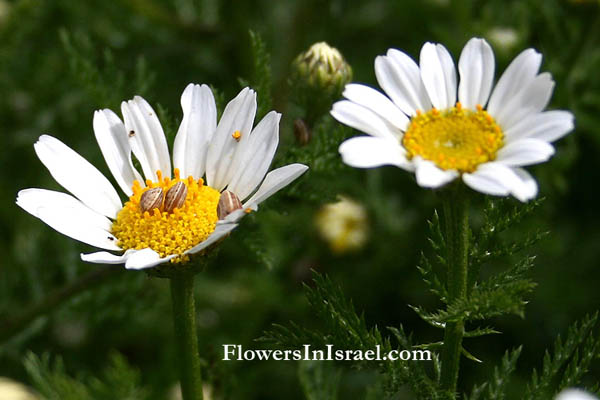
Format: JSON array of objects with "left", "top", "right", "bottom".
[
  {"left": 331, "top": 38, "right": 574, "bottom": 201},
  {"left": 17, "top": 84, "right": 308, "bottom": 270}
]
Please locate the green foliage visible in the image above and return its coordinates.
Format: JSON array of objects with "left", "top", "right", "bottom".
[
  {"left": 298, "top": 360, "right": 341, "bottom": 400},
  {"left": 526, "top": 313, "right": 600, "bottom": 400},
  {"left": 24, "top": 352, "right": 149, "bottom": 400},
  {"left": 465, "top": 347, "right": 522, "bottom": 400},
  {"left": 262, "top": 272, "right": 439, "bottom": 399}
]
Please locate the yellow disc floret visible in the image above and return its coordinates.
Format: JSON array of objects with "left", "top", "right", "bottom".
[
  {"left": 111, "top": 168, "right": 220, "bottom": 263},
  {"left": 403, "top": 103, "right": 504, "bottom": 173}
]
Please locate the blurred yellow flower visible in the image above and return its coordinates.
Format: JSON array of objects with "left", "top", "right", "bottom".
[{"left": 315, "top": 196, "right": 368, "bottom": 253}]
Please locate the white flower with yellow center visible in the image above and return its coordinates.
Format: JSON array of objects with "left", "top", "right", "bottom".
[
  {"left": 17, "top": 84, "right": 308, "bottom": 270},
  {"left": 331, "top": 38, "right": 574, "bottom": 201}
]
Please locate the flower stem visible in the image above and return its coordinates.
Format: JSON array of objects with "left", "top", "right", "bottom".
[
  {"left": 440, "top": 185, "right": 470, "bottom": 396},
  {"left": 170, "top": 273, "right": 203, "bottom": 400}
]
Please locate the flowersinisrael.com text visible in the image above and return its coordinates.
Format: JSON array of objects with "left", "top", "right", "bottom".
[{"left": 222, "top": 344, "right": 432, "bottom": 362}]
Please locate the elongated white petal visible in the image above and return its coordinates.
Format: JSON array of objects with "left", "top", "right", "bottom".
[
  {"left": 458, "top": 38, "right": 495, "bottom": 109},
  {"left": 462, "top": 168, "right": 510, "bottom": 196},
  {"left": 226, "top": 111, "right": 280, "bottom": 201},
  {"left": 242, "top": 164, "right": 308, "bottom": 208},
  {"left": 504, "top": 110, "right": 574, "bottom": 142},
  {"left": 17, "top": 188, "right": 120, "bottom": 250},
  {"left": 341, "top": 84, "right": 409, "bottom": 130},
  {"left": 493, "top": 72, "right": 555, "bottom": 129},
  {"left": 487, "top": 48, "right": 542, "bottom": 116},
  {"left": 121, "top": 96, "right": 171, "bottom": 181},
  {"left": 338, "top": 136, "right": 413, "bottom": 170},
  {"left": 512, "top": 167, "right": 538, "bottom": 200},
  {"left": 375, "top": 49, "right": 431, "bottom": 116},
  {"left": 81, "top": 249, "right": 138, "bottom": 264},
  {"left": 496, "top": 138, "right": 555, "bottom": 167},
  {"left": 185, "top": 223, "right": 238, "bottom": 255},
  {"left": 420, "top": 42, "right": 457, "bottom": 110},
  {"left": 93, "top": 109, "right": 144, "bottom": 197},
  {"left": 124, "top": 248, "right": 176, "bottom": 270},
  {"left": 206, "top": 88, "right": 257, "bottom": 191},
  {"left": 173, "top": 84, "right": 217, "bottom": 179},
  {"left": 464, "top": 163, "right": 537, "bottom": 202},
  {"left": 414, "top": 157, "right": 458, "bottom": 188},
  {"left": 331, "top": 101, "right": 399, "bottom": 140},
  {"left": 34, "top": 135, "right": 122, "bottom": 219}
]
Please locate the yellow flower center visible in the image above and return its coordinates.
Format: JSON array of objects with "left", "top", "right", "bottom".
[
  {"left": 111, "top": 168, "right": 220, "bottom": 263},
  {"left": 402, "top": 103, "right": 504, "bottom": 173}
]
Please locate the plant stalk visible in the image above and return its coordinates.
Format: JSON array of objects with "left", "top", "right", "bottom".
[
  {"left": 440, "top": 186, "right": 470, "bottom": 396},
  {"left": 170, "top": 273, "right": 203, "bottom": 400}
]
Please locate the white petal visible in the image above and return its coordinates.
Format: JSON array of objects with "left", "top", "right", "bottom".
[
  {"left": 341, "top": 84, "right": 409, "bottom": 130},
  {"left": 219, "top": 208, "right": 246, "bottom": 223},
  {"left": 487, "top": 48, "right": 542, "bottom": 116},
  {"left": 338, "top": 136, "right": 413, "bottom": 170},
  {"left": 493, "top": 72, "right": 555, "bottom": 129},
  {"left": 34, "top": 135, "right": 122, "bottom": 219},
  {"left": 496, "top": 138, "right": 555, "bottom": 167},
  {"left": 16, "top": 188, "right": 120, "bottom": 250},
  {"left": 93, "top": 109, "right": 144, "bottom": 197},
  {"left": 242, "top": 164, "right": 308, "bottom": 208},
  {"left": 330, "top": 101, "right": 399, "bottom": 140},
  {"left": 185, "top": 223, "right": 238, "bottom": 255},
  {"left": 512, "top": 167, "right": 538, "bottom": 200},
  {"left": 414, "top": 157, "right": 458, "bottom": 188},
  {"left": 462, "top": 168, "right": 510, "bottom": 196},
  {"left": 420, "top": 42, "right": 457, "bottom": 110},
  {"left": 121, "top": 96, "right": 171, "bottom": 182},
  {"left": 504, "top": 110, "right": 574, "bottom": 142},
  {"left": 375, "top": 49, "right": 431, "bottom": 116},
  {"left": 226, "top": 111, "right": 280, "bottom": 201},
  {"left": 205, "top": 88, "right": 257, "bottom": 191},
  {"left": 463, "top": 163, "right": 537, "bottom": 202},
  {"left": 81, "top": 249, "right": 137, "bottom": 265},
  {"left": 124, "top": 248, "right": 176, "bottom": 270},
  {"left": 173, "top": 84, "right": 217, "bottom": 179},
  {"left": 458, "top": 38, "right": 495, "bottom": 109},
  {"left": 555, "top": 389, "right": 599, "bottom": 400}
]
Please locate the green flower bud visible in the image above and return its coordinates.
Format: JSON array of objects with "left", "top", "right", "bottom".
[{"left": 290, "top": 42, "right": 352, "bottom": 124}]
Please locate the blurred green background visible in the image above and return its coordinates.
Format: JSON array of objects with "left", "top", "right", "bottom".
[{"left": 1, "top": 0, "right": 599, "bottom": 398}]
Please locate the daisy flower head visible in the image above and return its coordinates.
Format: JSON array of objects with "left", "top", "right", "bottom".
[
  {"left": 17, "top": 84, "right": 308, "bottom": 271},
  {"left": 331, "top": 38, "right": 574, "bottom": 201}
]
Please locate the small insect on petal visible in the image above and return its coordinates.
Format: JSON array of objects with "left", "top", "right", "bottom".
[
  {"left": 164, "top": 181, "right": 188, "bottom": 213},
  {"left": 217, "top": 190, "right": 242, "bottom": 219},
  {"left": 232, "top": 130, "right": 242, "bottom": 142},
  {"left": 140, "top": 187, "right": 164, "bottom": 213}
]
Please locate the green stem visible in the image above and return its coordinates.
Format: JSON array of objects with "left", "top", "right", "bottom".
[
  {"left": 440, "top": 185, "right": 470, "bottom": 397},
  {"left": 170, "top": 274, "right": 203, "bottom": 400}
]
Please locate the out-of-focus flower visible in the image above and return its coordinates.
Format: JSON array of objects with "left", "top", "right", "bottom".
[
  {"left": 556, "top": 388, "right": 599, "bottom": 400},
  {"left": 331, "top": 38, "right": 574, "bottom": 202},
  {"left": 315, "top": 196, "right": 368, "bottom": 253},
  {"left": 0, "top": 378, "right": 38, "bottom": 400},
  {"left": 17, "top": 84, "right": 308, "bottom": 271},
  {"left": 487, "top": 27, "right": 520, "bottom": 52}
]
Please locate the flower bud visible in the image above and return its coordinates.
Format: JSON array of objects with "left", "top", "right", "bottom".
[{"left": 290, "top": 42, "right": 352, "bottom": 124}]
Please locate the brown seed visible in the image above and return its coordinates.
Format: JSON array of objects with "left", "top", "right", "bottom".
[
  {"left": 164, "top": 181, "right": 188, "bottom": 213},
  {"left": 140, "top": 187, "right": 164, "bottom": 213},
  {"left": 217, "top": 190, "right": 242, "bottom": 219}
]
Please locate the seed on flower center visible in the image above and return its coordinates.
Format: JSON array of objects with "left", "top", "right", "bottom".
[
  {"left": 111, "top": 168, "right": 220, "bottom": 263},
  {"left": 402, "top": 103, "right": 504, "bottom": 173}
]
